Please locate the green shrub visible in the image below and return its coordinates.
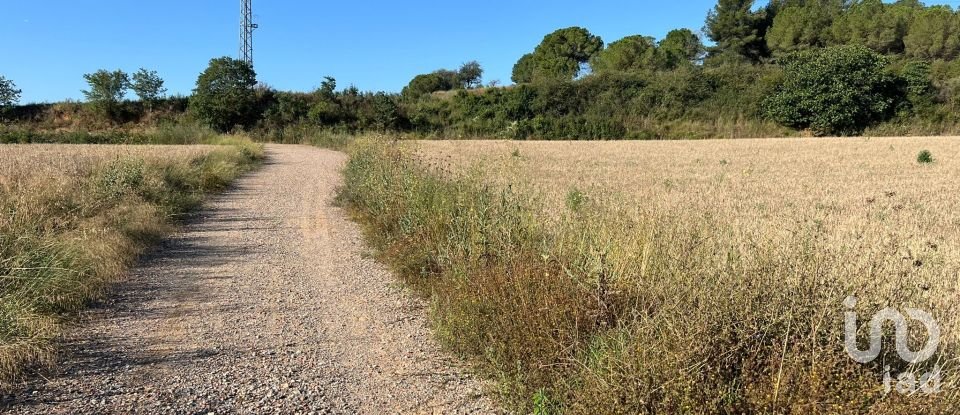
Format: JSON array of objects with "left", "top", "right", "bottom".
[
  {"left": 96, "top": 159, "right": 146, "bottom": 199},
  {"left": 403, "top": 72, "right": 457, "bottom": 97},
  {"left": 762, "top": 45, "right": 903, "bottom": 136},
  {"left": 189, "top": 57, "right": 260, "bottom": 132},
  {"left": 918, "top": 149, "right": 935, "bottom": 164},
  {"left": 565, "top": 188, "right": 587, "bottom": 212}
]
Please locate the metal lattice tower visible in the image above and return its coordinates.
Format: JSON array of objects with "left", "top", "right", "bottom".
[{"left": 240, "top": 0, "right": 257, "bottom": 65}]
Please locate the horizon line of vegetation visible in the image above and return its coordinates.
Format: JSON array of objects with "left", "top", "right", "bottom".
[{"left": 3, "top": 0, "right": 960, "bottom": 140}]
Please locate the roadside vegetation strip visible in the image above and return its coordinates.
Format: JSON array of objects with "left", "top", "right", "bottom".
[
  {"left": 0, "top": 137, "right": 263, "bottom": 383},
  {"left": 339, "top": 137, "right": 958, "bottom": 414},
  {"left": 0, "top": 123, "right": 226, "bottom": 145}
]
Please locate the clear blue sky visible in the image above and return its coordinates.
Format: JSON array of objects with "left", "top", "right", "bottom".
[{"left": 2, "top": 0, "right": 959, "bottom": 103}]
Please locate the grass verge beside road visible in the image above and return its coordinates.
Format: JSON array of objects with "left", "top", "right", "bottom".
[
  {"left": 338, "top": 137, "right": 957, "bottom": 414},
  {"left": 0, "top": 137, "right": 263, "bottom": 383}
]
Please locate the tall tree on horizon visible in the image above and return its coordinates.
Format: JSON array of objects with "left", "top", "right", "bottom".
[
  {"left": 457, "top": 61, "right": 484, "bottom": 89},
  {"left": 659, "top": 29, "right": 706, "bottom": 67},
  {"left": 705, "top": 0, "right": 773, "bottom": 61},
  {"left": 82, "top": 69, "right": 129, "bottom": 120},
  {"left": 190, "top": 57, "right": 259, "bottom": 132},
  {"left": 829, "top": 0, "right": 922, "bottom": 54},
  {"left": 511, "top": 27, "right": 604, "bottom": 83},
  {"left": 590, "top": 35, "right": 659, "bottom": 74},
  {"left": 766, "top": 0, "right": 844, "bottom": 54},
  {"left": 904, "top": 5, "right": 960, "bottom": 60},
  {"left": 130, "top": 68, "right": 167, "bottom": 110},
  {"left": 0, "top": 75, "right": 21, "bottom": 109},
  {"left": 82, "top": 69, "right": 129, "bottom": 105}
]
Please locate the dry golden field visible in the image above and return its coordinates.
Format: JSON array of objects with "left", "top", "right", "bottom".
[
  {"left": 416, "top": 137, "right": 960, "bottom": 230},
  {"left": 0, "top": 144, "right": 216, "bottom": 189},
  {"left": 416, "top": 138, "right": 960, "bottom": 276},
  {"left": 407, "top": 137, "right": 960, "bottom": 411}
]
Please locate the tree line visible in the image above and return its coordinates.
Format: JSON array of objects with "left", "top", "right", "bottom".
[
  {"left": 364, "top": 0, "right": 960, "bottom": 138},
  {"left": 3, "top": 0, "right": 960, "bottom": 139}
]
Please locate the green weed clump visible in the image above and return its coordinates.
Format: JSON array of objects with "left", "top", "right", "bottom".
[
  {"left": 565, "top": 188, "right": 587, "bottom": 212},
  {"left": 338, "top": 138, "right": 958, "bottom": 414},
  {"left": 0, "top": 138, "right": 263, "bottom": 383}
]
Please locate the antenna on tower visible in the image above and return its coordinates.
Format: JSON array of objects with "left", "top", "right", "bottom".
[{"left": 240, "top": 0, "right": 257, "bottom": 66}]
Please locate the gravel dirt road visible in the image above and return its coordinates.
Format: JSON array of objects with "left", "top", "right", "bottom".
[{"left": 2, "top": 145, "right": 498, "bottom": 414}]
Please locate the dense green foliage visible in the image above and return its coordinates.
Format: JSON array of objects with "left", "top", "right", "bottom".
[
  {"left": 512, "top": 27, "right": 604, "bottom": 82},
  {"left": 765, "top": 0, "right": 841, "bottom": 53},
  {"left": 82, "top": 69, "right": 130, "bottom": 118},
  {"left": 589, "top": 36, "right": 659, "bottom": 73},
  {"left": 405, "top": 72, "right": 457, "bottom": 97},
  {"left": 256, "top": 83, "right": 409, "bottom": 139},
  {"left": 0, "top": 123, "right": 218, "bottom": 145},
  {"left": 905, "top": 5, "right": 960, "bottom": 60},
  {"left": 130, "top": 68, "right": 167, "bottom": 108},
  {"left": 591, "top": 30, "right": 704, "bottom": 74},
  {"left": 831, "top": 0, "right": 917, "bottom": 54},
  {"left": 189, "top": 57, "right": 259, "bottom": 132},
  {"left": 705, "top": 0, "right": 774, "bottom": 61},
  {"left": 659, "top": 29, "right": 707, "bottom": 68},
  {"left": 405, "top": 65, "right": 786, "bottom": 139},
  {"left": 762, "top": 45, "right": 901, "bottom": 135},
  {"left": 402, "top": 61, "right": 485, "bottom": 97}
]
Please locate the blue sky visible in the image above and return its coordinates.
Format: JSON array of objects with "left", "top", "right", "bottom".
[{"left": 2, "top": 1, "right": 959, "bottom": 103}]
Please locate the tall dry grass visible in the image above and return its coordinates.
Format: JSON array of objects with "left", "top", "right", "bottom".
[
  {"left": 340, "top": 136, "right": 960, "bottom": 413},
  {"left": 0, "top": 138, "right": 263, "bottom": 383}
]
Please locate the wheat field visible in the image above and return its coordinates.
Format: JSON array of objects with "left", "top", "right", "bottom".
[
  {"left": 408, "top": 137, "right": 960, "bottom": 411},
  {"left": 416, "top": 138, "right": 960, "bottom": 284},
  {"left": 0, "top": 144, "right": 216, "bottom": 186},
  {"left": 416, "top": 137, "right": 959, "bottom": 228}
]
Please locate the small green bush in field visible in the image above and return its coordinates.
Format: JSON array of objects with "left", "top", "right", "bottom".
[
  {"left": 917, "top": 149, "right": 934, "bottom": 164},
  {"left": 532, "top": 389, "right": 557, "bottom": 415},
  {"left": 97, "top": 159, "right": 146, "bottom": 199},
  {"left": 565, "top": 188, "right": 587, "bottom": 212}
]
